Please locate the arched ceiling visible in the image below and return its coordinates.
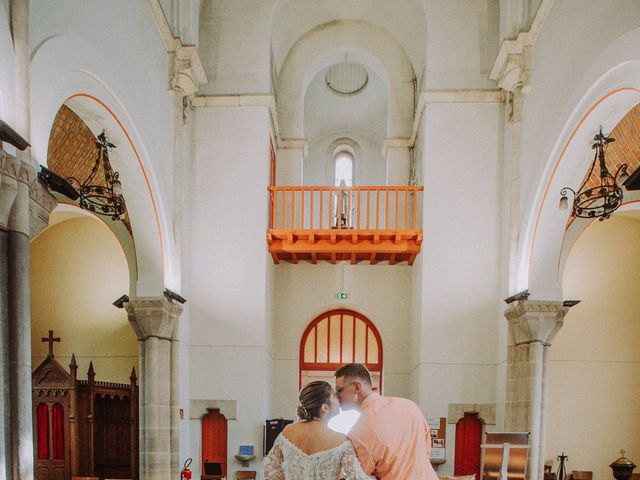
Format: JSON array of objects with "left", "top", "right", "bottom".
[
  {"left": 270, "top": 0, "right": 426, "bottom": 80},
  {"left": 304, "top": 64, "right": 387, "bottom": 142},
  {"left": 566, "top": 103, "right": 640, "bottom": 226},
  {"left": 48, "top": 104, "right": 132, "bottom": 233}
]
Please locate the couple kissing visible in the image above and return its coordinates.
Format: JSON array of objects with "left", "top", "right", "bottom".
[{"left": 264, "top": 363, "right": 439, "bottom": 480}]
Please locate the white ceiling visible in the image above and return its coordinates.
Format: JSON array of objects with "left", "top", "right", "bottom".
[{"left": 303, "top": 63, "right": 387, "bottom": 142}]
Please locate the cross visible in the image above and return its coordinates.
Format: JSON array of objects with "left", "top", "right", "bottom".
[
  {"left": 41, "top": 330, "right": 60, "bottom": 358},
  {"left": 620, "top": 449, "right": 626, "bottom": 457}
]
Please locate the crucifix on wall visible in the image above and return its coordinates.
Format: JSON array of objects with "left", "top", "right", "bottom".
[{"left": 41, "top": 330, "right": 60, "bottom": 358}]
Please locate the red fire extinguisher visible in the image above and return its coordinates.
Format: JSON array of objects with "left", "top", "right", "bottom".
[{"left": 181, "top": 458, "right": 192, "bottom": 480}]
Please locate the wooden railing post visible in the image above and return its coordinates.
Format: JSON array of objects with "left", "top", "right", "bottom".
[{"left": 268, "top": 186, "right": 423, "bottom": 232}]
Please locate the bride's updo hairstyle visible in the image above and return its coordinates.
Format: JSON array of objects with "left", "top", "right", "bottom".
[{"left": 297, "top": 381, "right": 333, "bottom": 421}]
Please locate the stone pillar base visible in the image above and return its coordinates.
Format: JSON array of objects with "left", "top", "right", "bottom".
[
  {"left": 504, "top": 299, "right": 568, "bottom": 480},
  {"left": 126, "top": 296, "right": 183, "bottom": 480}
]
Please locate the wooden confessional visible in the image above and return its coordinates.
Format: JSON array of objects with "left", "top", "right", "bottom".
[{"left": 32, "top": 349, "right": 138, "bottom": 480}]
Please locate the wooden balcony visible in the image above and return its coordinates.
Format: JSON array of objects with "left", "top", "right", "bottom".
[{"left": 267, "top": 186, "right": 423, "bottom": 265}]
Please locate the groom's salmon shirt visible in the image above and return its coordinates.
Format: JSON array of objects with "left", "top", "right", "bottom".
[{"left": 348, "top": 393, "right": 439, "bottom": 480}]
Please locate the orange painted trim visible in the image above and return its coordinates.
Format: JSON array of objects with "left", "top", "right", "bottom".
[
  {"left": 529, "top": 87, "right": 640, "bottom": 277},
  {"left": 66, "top": 93, "right": 165, "bottom": 276}
]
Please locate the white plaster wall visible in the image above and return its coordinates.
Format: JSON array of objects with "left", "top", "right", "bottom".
[
  {"left": 423, "top": 0, "right": 499, "bottom": 90},
  {"left": 304, "top": 132, "right": 385, "bottom": 187},
  {"left": 0, "top": 0, "right": 15, "bottom": 140},
  {"left": 270, "top": 263, "right": 413, "bottom": 421},
  {"left": 198, "top": 0, "right": 273, "bottom": 95},
  {"left": 545, "top": 215, "right": 640, "bottom": 479},
  {"left": 188, "top": 105, "right": 272, "bottom": 479},
  {"left": 414, "top": 102, "right": 503, "bottom": 474}
]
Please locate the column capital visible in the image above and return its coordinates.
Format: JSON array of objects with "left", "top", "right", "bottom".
[
  {"left": 381, "top": 137, "right": 412, "bottom": 158},
  {"left": 171, "top": 44, "right": 207, "bottom": 98},
  {"left": 0, "top": 148, "right": 57, "bottom": 236},
  {"left": 490, "top": 43, "right": 533, "bottom": 94},
  {"left": 126, "top": 296, "right": 183, "bottom": 341},
  {"left": 504, "top": 299, "right": 568, "bottom": 346},
  {"left": 279, "top": 138, "right": 308, "bottom": 154}
]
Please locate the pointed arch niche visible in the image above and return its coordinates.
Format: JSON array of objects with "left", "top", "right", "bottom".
[{"left": 299, "top": 309, "right": 383, "bottom": 391}]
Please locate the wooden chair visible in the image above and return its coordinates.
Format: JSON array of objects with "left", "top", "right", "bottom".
[
  {"left": 630, "top": 474, "right": 640, "bottom": 480},
  {"left": 71, "top": 477, "right": 98, "bottom": 480},
  {"left": 235, "top": 471, "right": 256, "bottom": 480},
  {"left": 570, "top": 471, "right": 593, "bottom": 480}
]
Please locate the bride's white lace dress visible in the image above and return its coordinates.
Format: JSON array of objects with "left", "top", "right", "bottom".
[{"left": 264, "top": 434, "right": 374, "bottom": 480}]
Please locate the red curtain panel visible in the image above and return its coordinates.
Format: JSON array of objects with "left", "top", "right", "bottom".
[
  {"left": 52, "top": 403, "right": 65, "bottom": 460},
  {"left": 37, "top": 403, "right": 49, "bottom": 460}
]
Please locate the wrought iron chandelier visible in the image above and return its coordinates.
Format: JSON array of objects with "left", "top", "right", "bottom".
[
  {"left": 68, "top": 130, "right": 126, "bottom": 221},
  {"left": 560, "top": 127, "right": 628, "bottom": 221}
]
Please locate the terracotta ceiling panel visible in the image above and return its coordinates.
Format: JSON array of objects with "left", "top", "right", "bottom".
[
  {"left": 567, "top": 103, "right": 640, "bottom": 225},
  {"left": 47, "top": 105, "right": 132, "bottom": 233}
]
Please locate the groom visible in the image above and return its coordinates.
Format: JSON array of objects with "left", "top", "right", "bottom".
[{"left": 335, "top": 363, "right": 439, "bottom": 480}]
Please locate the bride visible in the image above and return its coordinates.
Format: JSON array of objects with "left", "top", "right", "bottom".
[{"left": 264, "top": 381, "right": 374, "bottom": 480}]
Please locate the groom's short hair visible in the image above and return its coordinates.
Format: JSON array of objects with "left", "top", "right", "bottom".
[{"left": 335, "top": 363, "right": 372, "bottom": 386}]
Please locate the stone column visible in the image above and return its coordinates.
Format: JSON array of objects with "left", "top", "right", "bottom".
[
  {"left": 169, "top": 44, "right": 204, "bottom": 479},
  {"left": 0, "top": 149, "right": 57, "bottom": 480},
  {"left": 504, "top": 299, "right": 568, "bottom": 480},
  {"left": 126, "top": 296, "right": 183, "bottom": 480},
  {"left": 169, "top": 327, "right": 180, "bottom": 479}
]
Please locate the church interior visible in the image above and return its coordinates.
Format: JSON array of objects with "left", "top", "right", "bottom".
[{"left": 1, "top": 1, "right": 640, "bottom": 480}]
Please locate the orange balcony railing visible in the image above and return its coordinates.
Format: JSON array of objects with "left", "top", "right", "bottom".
[{"left": 267, "top": 186, "right": 423, "bottom": 265}]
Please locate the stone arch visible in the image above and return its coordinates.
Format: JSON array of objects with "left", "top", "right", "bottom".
[
  {"left": 276, "top": 20, "right": 415, "bottom": 140},
  {"left": 523, "top": 60, "right": 640, "bottom": 300},
  {"left": 35, "top": 202, "right": 138, "bottom": 295},
  {"left": 557, "top": 104, "right": 640, "bottom": 278},
  {"left": 30, "top": 34, "right": 171, "bottom": 296}
]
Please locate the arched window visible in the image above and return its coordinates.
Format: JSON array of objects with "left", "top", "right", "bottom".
[
  {"left": 334, "top": 151, "right": 354, "bottom": 187},
  {"left": 300, "top": 309, "right": 383, "bottom": 390},
  {"left": 300, "top": 309, "right": 383, "bottom": 433}
]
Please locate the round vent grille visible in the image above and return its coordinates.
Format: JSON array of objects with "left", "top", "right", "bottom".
[{"left": 325, "top": 63, "right": 369, "bottom": 96}]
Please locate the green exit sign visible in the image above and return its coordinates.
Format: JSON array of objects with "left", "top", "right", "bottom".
[{"left": 336, "top": 292, "right": 348, "bottom": 300}]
